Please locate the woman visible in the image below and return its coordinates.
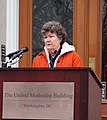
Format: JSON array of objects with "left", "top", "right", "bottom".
[{"left": 32, "top": 21, "right": 83, "bottom": 67}]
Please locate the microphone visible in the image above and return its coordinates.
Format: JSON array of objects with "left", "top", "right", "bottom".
[{"left": 5, "top": 47, "right": 29, "bottom": 59}]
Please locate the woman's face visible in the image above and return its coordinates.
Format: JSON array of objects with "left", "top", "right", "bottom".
[{"left": 43, "top": 32, "right": 62, "bottom": 53}]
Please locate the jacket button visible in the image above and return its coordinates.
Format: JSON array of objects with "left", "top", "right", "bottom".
[{"left": 57, "top": 60, "right": 60, "bottom": 63}]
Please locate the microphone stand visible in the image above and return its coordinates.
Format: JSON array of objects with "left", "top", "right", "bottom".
[{"left": 4, "top": 54, "right": 22, "bottom": 68}]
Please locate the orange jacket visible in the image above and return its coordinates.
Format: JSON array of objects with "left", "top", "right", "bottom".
[{"left": 32, "top": 42, "right": 83, "bottom": 67}]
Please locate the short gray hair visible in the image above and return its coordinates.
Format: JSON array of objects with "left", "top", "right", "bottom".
[{"left": 41, "top": 21, "right": 67, "bottom": 45}]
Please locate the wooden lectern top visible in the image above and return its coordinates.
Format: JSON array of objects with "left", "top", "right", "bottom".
[{"left": 0, "top": 67, "right": 102, "bottom": 120}]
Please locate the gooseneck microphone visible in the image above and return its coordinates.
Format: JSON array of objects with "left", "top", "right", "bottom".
[{"left": 5, "top": 47, "right": 29, "bottom": 59}]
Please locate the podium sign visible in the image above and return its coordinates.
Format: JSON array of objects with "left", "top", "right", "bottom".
[{"left": 3, "top": 82, "right": 74, "bottom": 120}]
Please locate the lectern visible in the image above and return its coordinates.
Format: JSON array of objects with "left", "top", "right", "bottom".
[{"left": 0, "top": 67, "right": 102, "bottom": 120}]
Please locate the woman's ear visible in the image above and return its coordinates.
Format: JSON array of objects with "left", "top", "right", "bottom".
[{"left": 59, "top": 37, "right": 62, "bottom": 42}]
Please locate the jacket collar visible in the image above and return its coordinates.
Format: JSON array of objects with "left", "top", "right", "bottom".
[
  {"left": 60, "top": 42, "right": 75, "bottom": 55},
  {"left": 43, "top": 42, "right": 75, "bottom": 63}
]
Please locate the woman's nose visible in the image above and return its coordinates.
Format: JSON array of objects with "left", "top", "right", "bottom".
[{"left": 46, "top": 37, "right": 51, "bottom": 41}]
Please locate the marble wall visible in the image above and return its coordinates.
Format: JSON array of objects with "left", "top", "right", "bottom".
[{"left": 32, "top": 0, "right": 73, "bottom": 59}]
